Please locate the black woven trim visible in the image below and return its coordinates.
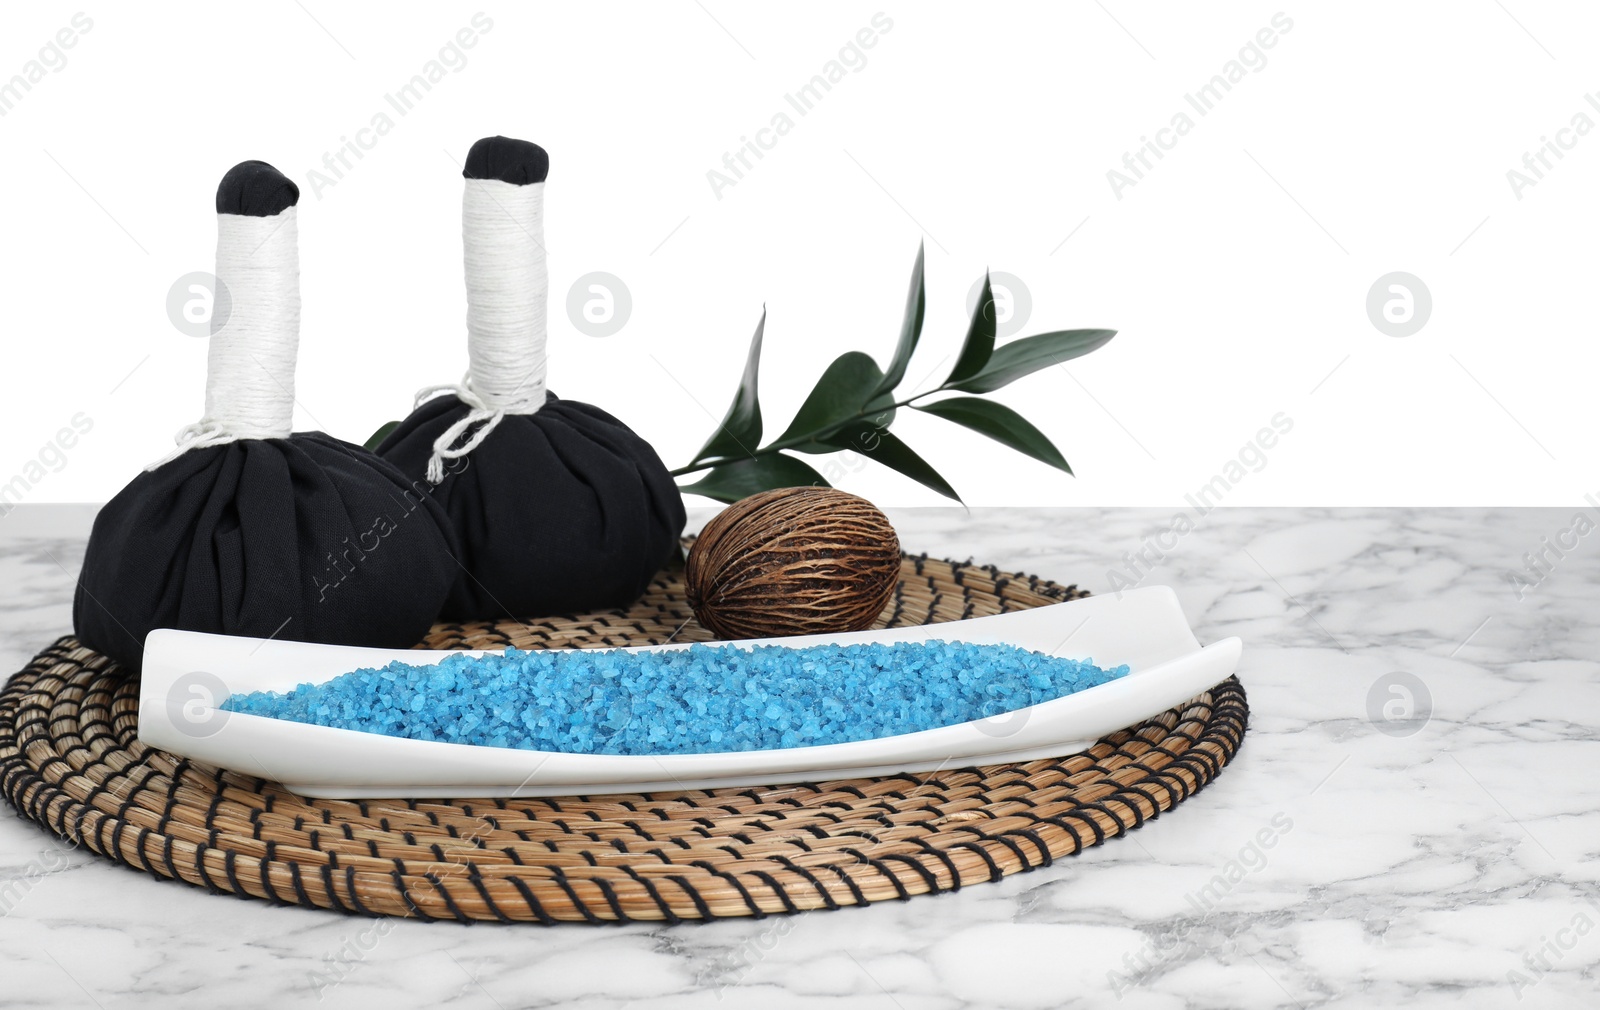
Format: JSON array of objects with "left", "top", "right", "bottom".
[
  {"left": 423, "top": 872, "right": 475, "bottom": 924},
  {"left": 815, "top": 860, "right": 870, "bottom": 906},
  {"left": 70, "top": 803, "right": 97, "bottom": 853},
  {"left": 1023, "top": 811, "right": 1086, "bottom": 851},
  {"left": 619, "top": 866, "right": 684, "bottom": 925},
  {"left": 1006, "top": 827, "right": 1054, "bottom": 867},
  {"left": 839, "top": 848, "right": 913, "bottom": 901},
  {"left": 747, "top": 871, "right": 801, "bottom": 914},
  {"left": 876, "top": 853, "right": 942, "bottom": 894},
  {"left": 547, "top": 867, "right": 607, "bottom": 925},
  {"left": 1188, "top": 745, "right": 1226, "bottom": 779},
  {"left": 586, "top": 874, "right": 634, "bottom": 923},
  {"left": 213, "top": 846, "right": 249, "bottom": 897},
  {"left": 1119, "top": 783, "right": 1167, "bottom": 818},
  {"left": 287, "top": 861, "right": 317, "bottom": 909},
  {"left": 688, "top": 860, "right": 768, "bottom": 919},
  {"left": 770, "top": 856, "right": 840, "bottom": 911},
  {"left": 1055, "top": 807, "right": 1109, "bottom": 845},
  {"left": 665, "top": 874, "right": 717, "bottom": 920},
  {"left": 1075, "top": 797, "right": 1138, "bottom": 834},
  {"left": 503, "top": 874, "right": 556, "bottom": 924},
  {"left": 192, "top": 843, "right": 223, "bottom": 894},
  {"left": 958, "top": 827, "right": 1033, "bottom": 874},
  {"left": 886, "top": 582, "right": 907, "bottom": 627},
  {"left": 390, "top": 869, "right": 432, "bottom": 920},
  {"left": 1166, "top": 752, "right": 1220, "bottom": 786},
  {"left": 1126, "top": 765, "right": 1190, "bottom": 806},
  {"left": 320, "top": 863, "right": 351, "bottom": 915},
  {"left": 343, "top": 866, "right": 377, "bottom": 917},
  {"left": 131, "top": 826, "right": 157, "bottom": 876},
  {"left": 906, "top": 837, "right": 965, "bottom": 890}
]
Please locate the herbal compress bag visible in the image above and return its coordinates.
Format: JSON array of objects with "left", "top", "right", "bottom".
[
  {"left": 376, "top": 137, "right": 685, "bottom": 620},
  {"left": 75, "top": 162, "right": 461, "bottom": 671}
]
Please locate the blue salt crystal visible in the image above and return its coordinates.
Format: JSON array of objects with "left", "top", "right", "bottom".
[{"left": 220, "top": 641, "right": 1131, "bottom": 757}]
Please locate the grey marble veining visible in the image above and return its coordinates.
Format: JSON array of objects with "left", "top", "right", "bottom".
[{"left": 1, "top": 506, "right": 1597, "bottom": 1009}]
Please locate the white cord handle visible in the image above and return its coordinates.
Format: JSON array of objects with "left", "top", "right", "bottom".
[
  {"left": 149, "top": 206, "right": 300, "bottom": 470},
  {"left": 420, "top": 175, "right": 549, "bottom": 482}
]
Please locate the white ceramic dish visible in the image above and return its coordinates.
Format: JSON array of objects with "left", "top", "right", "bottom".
[{"left": 137, "top": 586, "right": 1241, "bottom": 798}]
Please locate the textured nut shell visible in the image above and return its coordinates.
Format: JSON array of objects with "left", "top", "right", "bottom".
[{"left": 685, "top": 487, "right": 900, "bottom": 639}]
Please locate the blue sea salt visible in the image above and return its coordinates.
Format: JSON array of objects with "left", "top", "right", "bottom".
[{"left": 220, "top": 641, "right": 1130, "bottom": 756}]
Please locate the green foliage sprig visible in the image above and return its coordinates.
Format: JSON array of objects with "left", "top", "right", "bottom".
[{"left": 673, "top": 244, "right": 1117, "bottom": 504}]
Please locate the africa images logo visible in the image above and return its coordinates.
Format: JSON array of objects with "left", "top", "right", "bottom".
[{"left": 1106, "top": 13, "right": 1294, "bottom": 200}]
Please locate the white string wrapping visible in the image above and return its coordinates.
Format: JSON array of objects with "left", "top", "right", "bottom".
[
  {"left": 148, "top": 208, "right": 301, "bottom": 471},
  {"left": 419, "top": 178, "right": 548, "bottom": 483}
]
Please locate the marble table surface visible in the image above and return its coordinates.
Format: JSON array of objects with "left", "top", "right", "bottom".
[{"left": 1, "top": 506, "right": 1596, "bottom": 1009}]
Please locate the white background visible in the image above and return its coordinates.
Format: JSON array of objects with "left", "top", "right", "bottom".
[{"left": 1, "top": 1, "right": 1595, "bottom": 507}]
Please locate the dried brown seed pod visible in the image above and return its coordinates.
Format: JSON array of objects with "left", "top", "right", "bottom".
[{"left": 685, "top": 487, "right": 901, "bottom": 640}]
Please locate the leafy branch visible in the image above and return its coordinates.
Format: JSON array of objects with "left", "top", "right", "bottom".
[{"left": 676, "top": 244, "right": 1117, "bottom": 504}]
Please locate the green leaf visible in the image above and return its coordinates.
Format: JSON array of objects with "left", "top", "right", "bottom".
[
  {"left": 812, "top": 403, "right": 897, "bottom": 457},
  {"left": 945, "top": 329, "right": 1117, "bottom": 394},
  {"left": 945, "top": 272, "right": 996, "bottom": 384},
  {"left": 364, "top": 420, "right": 400, "bottom": 451},
  {"left": 773, "top": 351, "right": 885, "bottom": 446},
  {"left": 692, "top": 308, "right": 766, "bottom": 463},
  {"left": 832, "top": 427, "right": 962, "bottom": 503},
  {"left": 873, "top": 242, "right": 926, "bottom": 397},
  {"left": 785, "top": 402, "right": 898, "bottom": 456},
  {"left": 676, "top": 453, "right": 831, "bottom": 504},
  {"left": 915, "top": 396, "right": 1072, "bottom": 474}
]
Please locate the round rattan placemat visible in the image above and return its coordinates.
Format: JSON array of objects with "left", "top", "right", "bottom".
[{"left": 0, "top": 554, "right": 1247, "bottom": 923}]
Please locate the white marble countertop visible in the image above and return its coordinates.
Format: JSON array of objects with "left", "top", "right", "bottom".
[{"left": 2, "top": 506, "right": 1597, "bottom": 1009}]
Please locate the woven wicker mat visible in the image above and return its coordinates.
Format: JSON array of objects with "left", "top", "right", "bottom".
[{"left": 0, "top": 554, "right": 1247, "bottom": 923}]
